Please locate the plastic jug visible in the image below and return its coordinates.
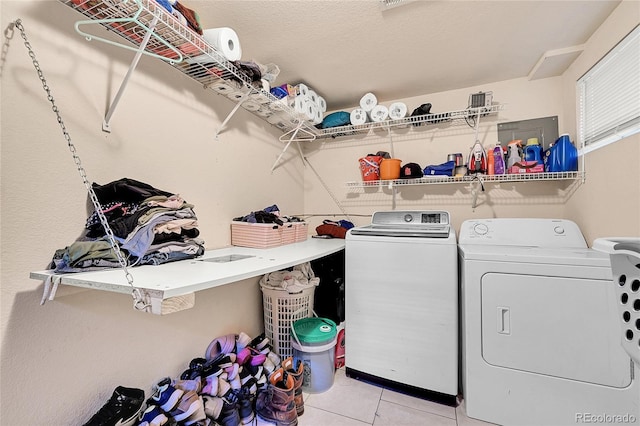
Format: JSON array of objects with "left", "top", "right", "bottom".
[
  {"left": 545, "top": 134, "right": 578, "bottom": 172},
  {"left": 506, "top": 140, "right": 523, "bottom": 172},
  {"left": 493, "top": 143, "right": 506, "bottom": 175},
  {"left": 524, "top": 138, "right": 543, "bottom": 165},
  {"left": 486, "top": 148, "right": 495, "bottom": 175}
]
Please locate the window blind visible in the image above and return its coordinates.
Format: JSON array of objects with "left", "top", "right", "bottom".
[{"left": 578, "top": 24, "right": 640, "bottom": 155}]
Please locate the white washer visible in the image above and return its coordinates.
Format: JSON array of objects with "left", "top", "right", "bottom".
[
  {"left": 345, "top": 210, "right": 458, "bottom": 400},
  {"left": 459, "top": 218, "right": 640, "bottom": 426}
]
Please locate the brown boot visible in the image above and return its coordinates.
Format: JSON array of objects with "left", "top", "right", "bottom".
[
  {"left": 256, "top": 368, "right": 298, "bottom": 426},
  {"left": 282, "top": 357, "right": 304, "bottom": 416}
]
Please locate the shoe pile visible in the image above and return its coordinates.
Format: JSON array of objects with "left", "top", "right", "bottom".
[{"left": 137, "top": 332, "right": 283, "bottom": 426}]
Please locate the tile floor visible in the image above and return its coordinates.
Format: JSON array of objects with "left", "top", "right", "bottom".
[{"left": 256, "top": 368, "right": 496, "bottom": 426}]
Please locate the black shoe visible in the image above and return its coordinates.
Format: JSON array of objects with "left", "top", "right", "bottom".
[{"left": 83, "top": 386, "right": 145, "bottom": 426}]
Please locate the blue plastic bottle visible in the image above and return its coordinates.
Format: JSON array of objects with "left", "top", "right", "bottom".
[
  {"left": 546, "top": 134, "right": 578, "bottom": 172},
  {"left": 524, "top": 138, "right": 543, "bottom": 165}
]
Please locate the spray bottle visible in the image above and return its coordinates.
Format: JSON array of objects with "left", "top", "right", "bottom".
[{"left": 506, "top": 140, "right": 523, "bottom": 172}]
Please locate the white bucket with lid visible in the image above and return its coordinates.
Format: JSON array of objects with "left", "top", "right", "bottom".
[{"left": 291, "top": 317, "right": 337, "bottom": 393}]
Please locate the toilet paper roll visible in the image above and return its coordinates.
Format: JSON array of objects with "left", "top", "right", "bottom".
[
  {"left": 267, "top": 113, "right": 286, "bottom": 125},
  {"left": 318, "top": 96, "right": 327, "bottom": 112},
  {"left": 269, "top": 99, "right": 289, "bottom": 111},
  {"left": 294, "top": 96, "right": 308, "bottom": 118},
  {"left": 296, "top": 83, "right": 310, "bottom": 98},
  {"left": 350, "top": 108, "right": 368, "bottom": 125},
  {"left": 370, "top": 105, "right": 389, "bottom": 122},
  {"left": 308, "top": 90, "right": 319, "bottom": 106},
  {"left": 250, "top": 91, "right": 271, "bottom": 104},
  {"left": 226, "top": 91, "right": 246, "bottom": 102},
  {"left": 314, "top": 107, "right": 324, "bottom": 125},
  {"left": 303, "top": 99, "right": 315, "bottom": 121},
  {"left": 388, "top": 102, "right": 408, "bottom": 120},
  {"left": 359, "top": 92, "right": 377, "bottom": 112},
  {"left": 201, "top": 27, "right": 242, "bottom": 61},
  {"left": 210, "top": 81, "right": 236, "bottom": 94},
  {"left": 242, "top": 101, "right": 261, "bottom": 112}
]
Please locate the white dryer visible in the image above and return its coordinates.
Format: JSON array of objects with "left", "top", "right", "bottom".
[{"left": 459, "top": 218, "right": 639, "bottom": 426}]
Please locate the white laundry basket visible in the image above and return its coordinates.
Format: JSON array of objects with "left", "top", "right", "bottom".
[
  {"left": 595, "top": 237, "right": 640, "bottom": 366},
  {"left": 260, "top": 284, "right": 315, "bottom": 359}
]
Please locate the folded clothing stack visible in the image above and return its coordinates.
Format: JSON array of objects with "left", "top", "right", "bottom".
[{"left": 49, "top": 178, "right": 205, "bottom": 273}]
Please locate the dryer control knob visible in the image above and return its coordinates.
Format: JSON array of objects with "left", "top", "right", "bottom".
[
  {"left": 554, "top": 226, "right": 565, "bottom": 235},
  {"left": 404, "top": 214, "right": 413, "bottom": 223},
  {"left": 473, "top": 223, "right": 489, "bottom": 235}
]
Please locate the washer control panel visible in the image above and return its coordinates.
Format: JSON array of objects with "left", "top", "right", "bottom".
[
  {"left": 372, "top": 210, "right": 450, "bottom": 226},
  {"left": 458, "top": 218, "right": 587, "bottom": 248}
]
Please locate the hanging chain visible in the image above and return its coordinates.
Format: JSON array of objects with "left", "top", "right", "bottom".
[{"left": 10, "top": 19, "right": 150, "bottom": 312}]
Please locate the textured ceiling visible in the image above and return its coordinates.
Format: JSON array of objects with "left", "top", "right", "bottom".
[{"left": 191, "top": 0, "right": 620, "bottom": 111}]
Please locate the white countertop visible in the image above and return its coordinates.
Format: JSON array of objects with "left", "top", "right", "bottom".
[{"left": 30, "top": 238, "right": 345, "bottom": 314}]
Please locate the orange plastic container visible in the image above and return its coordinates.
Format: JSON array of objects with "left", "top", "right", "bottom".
[{"left": 379, "top": 158, "right": 402, "bottom": 180}]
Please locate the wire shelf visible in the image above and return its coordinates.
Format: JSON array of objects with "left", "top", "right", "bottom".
[
  {"left": 346, "top": 171, "right": 585, "bottom": 189},
  {"left": 317, "top": 104, "right": 504, "bottom": 139},
  {"left": 59, "top": 0, "right": 317, "bottom": 134}
]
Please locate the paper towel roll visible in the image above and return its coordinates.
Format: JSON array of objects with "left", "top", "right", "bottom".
[
  {"left": 370, "top": 105, "right": 389, "bottom": 122},
  {"left": 360, "top": 92, "right": 377, "bottom": 112},
  {"left": 294, "top": 96, "right": 306, "bottom": 117},
  {"left": 350, "top": 108, "right": 368, "bottom": 125},
  {"left": 389, "top": 102, "right": 408, "bottom": 120},
  {"left": 318, "top": 96, "right": 327, "bottom": 112},
  {"left": 201, "top": 27, "right": 242, "bottom": 61}
]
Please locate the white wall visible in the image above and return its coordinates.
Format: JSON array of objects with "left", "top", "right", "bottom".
[{"left": 0, "top": 1, "right": 304, "bottom": 424}]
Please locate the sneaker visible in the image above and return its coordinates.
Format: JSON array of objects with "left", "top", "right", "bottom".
[
  {"left": 82, "top": 386, "right": 145, "bottom": 426},
  {"left": 236, "top": 332, "right": 252, "bottom": 353},
  {"left": 173, "top": 377, "right": 202, "bottom": 394},
  {"left": 249, "top": 334, "right": 270, "bottom": 352},
  {"left": 183, "top": 396, "right": 207, "bottom": 425},
  {"left": 236, "top": 387, "right": 255, "bottom": 425},
  {"left": 267, "top": 351, "right": 281, "bottom": 367},
  {"left": 202, "top": 375, "right": 220, "bottom": 397},
  {"left": 169, "top": 391, "right": 203, "bottom": 422},
  {"left": 217, "top": 394, "right": 241, "bottom": 426},
  {"left": 138, "top": 405, "right": 168, "bottom": 426},
  {"left": 148, "top": 378, "right": 184, "bottom": 412},
  {"left": 202, "top": 395, "right": 224, "bottom": 420},
  {"left": 262, "top": 357, "right": 277, "bottom": 375}
]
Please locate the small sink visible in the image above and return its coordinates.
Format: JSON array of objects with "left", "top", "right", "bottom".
[{"left": 199, "top": 254, "right": 255, "bottom": 263}]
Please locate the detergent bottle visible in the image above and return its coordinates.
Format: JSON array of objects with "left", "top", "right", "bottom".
[
  {"left": 524, "top": 138, "right": 544, "bottom": 165},
  {"left": 546, "top": 133, "right": 578, "bottom": 172},
  {"left": 467, "top": 140, "right": 487, "bottom": 174},
  {"left": 506, "top": 140, "right": 523, "bottom": 172},
  {"left": 486, "top": 147, "right": 495, "bottom": 175},
  {"left": 493, "top": 143, "right": 506, "bottom": 175}
]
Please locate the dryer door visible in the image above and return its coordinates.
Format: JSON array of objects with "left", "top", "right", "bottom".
[{"left": 481, "top": 273, "right": 632, "bottom": 387}]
